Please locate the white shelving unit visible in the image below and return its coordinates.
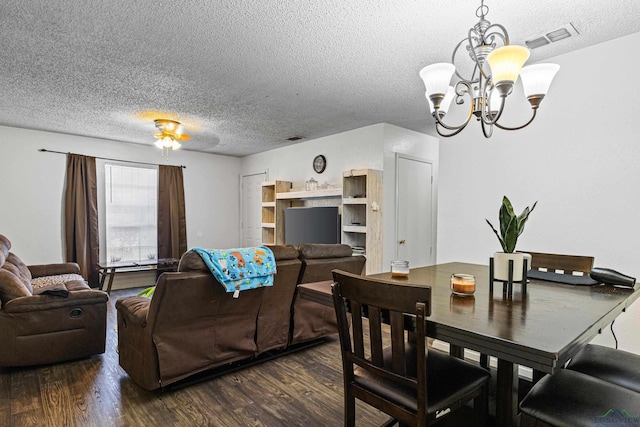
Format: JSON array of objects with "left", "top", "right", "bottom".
[
  {"left": 342, "top": 169, "right": 383, "bottom": 274},
  {"left": 261, "top": 180, "right": 291, "bottom": 245}
]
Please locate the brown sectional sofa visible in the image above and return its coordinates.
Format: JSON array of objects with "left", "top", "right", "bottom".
[
  {"left": 0, "top": 234, "right": 109, "bottom": 367},
  {"left": 116, "top": 243, "right": 365, "bottom": 390}
]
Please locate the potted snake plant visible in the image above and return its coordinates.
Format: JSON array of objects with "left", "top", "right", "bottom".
[{"left": 486, "top": 196, "right": 537, "bottom": 281}]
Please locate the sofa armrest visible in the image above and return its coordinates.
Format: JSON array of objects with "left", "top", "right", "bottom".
[
  {"left": 2, "top": 289, "right": 108, "bottom": 313},
  {"left": 28, "top": 263, "right": 81, "bottom": 278},
  {"left": 115, "top": 296, "right": 150, "bottom": 328}
]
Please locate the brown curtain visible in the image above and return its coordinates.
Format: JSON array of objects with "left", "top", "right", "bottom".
[
  {"left": 64, "top": 154, "right": 100, "bottom": 286},
  {"left": 158, "top": 165, "right": 187, "bottom": 260}
]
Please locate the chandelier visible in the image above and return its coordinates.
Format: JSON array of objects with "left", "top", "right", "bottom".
[
  {"left": 153, "top": 119, "right": 190, "bottom": 156},
  {"left": 419, "top": 1, "right": 560, "bottom": 138}
]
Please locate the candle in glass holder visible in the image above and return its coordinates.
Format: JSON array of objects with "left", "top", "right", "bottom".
[
  {"left": 391, "top": 260, "right": 410, "bottom": 277},
  {"left": 450, "top": 273, "right": 476, "bottom": 296}
]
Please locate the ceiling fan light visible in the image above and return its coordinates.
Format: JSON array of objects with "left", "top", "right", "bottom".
[
  {"left": 154, "top": 139, "right": 164, "bottom": 149},
  {"left": 171, "top": 140, "right": 181, "bottom": 150},
  {"left": 520, "top": 63, "right": 560, "bottom": 97},
  {"left": 419, "top": 63, "right": 456, "bottom": 97},
  {"left": 487, "top": 45, "right": 530, "bottom": 85}
]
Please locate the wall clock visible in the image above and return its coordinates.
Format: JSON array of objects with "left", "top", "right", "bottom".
[{"left": 313, "top": 155, "right": 326, "bottom": 173}]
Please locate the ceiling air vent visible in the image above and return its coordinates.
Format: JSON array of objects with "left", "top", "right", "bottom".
[
  {"left": 286, "top": 136, "right": 304, "bottom": 142},
  {"left": 525, "top": 23, "right": 579, "bottom": 49},
  {"left": 525, "top": 37, "right": 550, "bottom": 49}
]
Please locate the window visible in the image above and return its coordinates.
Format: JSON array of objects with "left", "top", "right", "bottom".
[{"left": 105, "top": 164, "right": 157, "bottom": 263}]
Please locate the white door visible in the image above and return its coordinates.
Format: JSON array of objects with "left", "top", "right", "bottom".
[
  {"left": 396, "top": 155, "right": 434, "bottom": 267},
  {"left": 241, "top": 172, "right": 267, "bottom": 247}
]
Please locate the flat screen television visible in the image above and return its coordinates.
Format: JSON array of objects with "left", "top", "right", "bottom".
[{"left": 284, "top": 206, "right": 341, "bottom": 246}]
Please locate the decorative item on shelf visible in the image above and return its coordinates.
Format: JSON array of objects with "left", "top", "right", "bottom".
[
  {"left": 451, "top": 274, "right": 476, "bottom": 296},
  {"left": 391, "top": 260, "right": 410, "bottom": 278},
  {"left": 153, "top": 119, "right": 190, "bottom": 157},
  {"left": 486, "top": 196, "right": 537, "bottom": 297},
  {"left": 305, "top": 178, "right": 318, "bottom": 191},
  {"left": 351, "top": 246, "right": 366, "bottom": 255},
  {"left": 418, "top": 0, "right": 560, "bottom": 138}
]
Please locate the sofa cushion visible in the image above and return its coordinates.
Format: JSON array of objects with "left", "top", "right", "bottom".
[
  {"left": 177, "top": 251, "right": 209, "bottom": 272},
  {"left": 0, "top": 252, "right": 33, "bottom": 304},
  {"left": 32, "top": 273, "right": 86, "bottom": 290},
  {"left": 0, "top": 234, "right": 10, "bottom": 266},
  {"left": 297, "top": 243, "right": 353, "bottom": 259},
  {"left": 265, "top": 244, "right": 299, "bottom": 261}
]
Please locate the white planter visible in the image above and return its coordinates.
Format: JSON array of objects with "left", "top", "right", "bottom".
[{"left": 493, "top": 252, "right": 532, "bottom": 282}]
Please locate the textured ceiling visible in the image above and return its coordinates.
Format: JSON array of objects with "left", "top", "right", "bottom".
[{"left": 0, "top": 0, "right": 638, "bottom": 156}]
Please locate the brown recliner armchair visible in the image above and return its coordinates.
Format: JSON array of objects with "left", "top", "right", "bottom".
[{"left": 0, "top": 234, "right": 108, "bottom": 367}]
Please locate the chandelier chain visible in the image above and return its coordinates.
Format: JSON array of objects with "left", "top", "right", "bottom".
[{"left": 476, "top": 0, "right": 489, "bottom": 19}]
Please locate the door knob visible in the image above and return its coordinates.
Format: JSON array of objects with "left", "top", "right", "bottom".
[{"left": 399, "top": 239, "right": 406, "bottom": 244}]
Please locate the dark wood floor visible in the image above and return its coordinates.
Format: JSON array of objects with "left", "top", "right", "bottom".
[
  {"left": 0, "top": 288, "right": 493, "bottom": 427},
  {"left": 0, "top": 288, "right": 395, "bottom": 427}
]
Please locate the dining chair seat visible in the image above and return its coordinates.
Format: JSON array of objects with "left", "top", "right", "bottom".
[
  {"left": 566, "top": 344, "right": 640, "bottom": 393},
  {"left": 354, "top": 345, "right": 490, "bottom": 415},
  {"left": 520, "top": 369, "right": 640, "bottom": 427}
]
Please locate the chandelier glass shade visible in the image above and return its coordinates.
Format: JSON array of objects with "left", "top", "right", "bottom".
[
  {"left": 153, "top": 119, "right": 190, "bottom": 156},
  {"left": 419, "top": 1, "right": 560, "bottom": 138}
]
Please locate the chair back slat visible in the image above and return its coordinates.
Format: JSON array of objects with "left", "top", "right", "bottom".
[
  {"left": 368, "top": 306, "right": 384, "bottom": 366},
  {"left": 526, "top": 251, "right": 594, "bottom": 275},
  {"left": 390, "top": 311, "right": 407, "bottom": 375},
  {"left": 351, "top": 300, "right": 364, "bottom": 357}
]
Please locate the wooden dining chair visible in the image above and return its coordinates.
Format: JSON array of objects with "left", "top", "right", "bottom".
[
  {"left": 331, "top": 270, "right": 490, "bottom": 427},
  {"left": 525, "top": 251, "right": 594, "bottom": 275}
]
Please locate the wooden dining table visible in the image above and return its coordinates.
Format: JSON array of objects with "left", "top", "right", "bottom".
[{"left": 298, "top": 262, "right": 640, "bottom": 427}]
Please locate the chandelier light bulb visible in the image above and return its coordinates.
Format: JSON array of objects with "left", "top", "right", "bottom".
[
  {"left": 520, "top": 63, "right": 561, "bottom": 98},
  {"left": 486, "top": 45, "right": 530, "bottom": 87},
  {"left": 419, "top": 63, "right": 456, "bottom": 98},
  {"left": 427, "top": 87, "right": 455, "bottom": 115}
]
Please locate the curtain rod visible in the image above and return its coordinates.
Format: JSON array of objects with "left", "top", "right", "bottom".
[{"left": 38, "top": 149, "right": 186, "bottom": 169}]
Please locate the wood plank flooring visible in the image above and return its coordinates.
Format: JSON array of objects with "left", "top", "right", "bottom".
[{"left": 0, "top": 288, "right": 393, "bottom": 427}]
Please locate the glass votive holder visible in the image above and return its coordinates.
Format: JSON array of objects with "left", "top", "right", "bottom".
[
  {"left": 450, "top": 273, "right": 476, "bottom": 296},
  {"left": 391, "top": 260, "right": 410, "bottom": 278}
]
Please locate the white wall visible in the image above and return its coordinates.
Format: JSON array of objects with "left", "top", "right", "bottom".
[
  {"left": 241, "top": 123, "right": 385, "bottom": 188},
  {"left": 0, "top": 125, "right": 242, "bottom": 267},
  {"left": 437, "top": 31, "right": 640, "bottom": 352}
]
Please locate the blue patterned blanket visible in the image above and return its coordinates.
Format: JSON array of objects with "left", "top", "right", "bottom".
[{"left": 190, "top": 246, "right": 276, "bottom": 293}]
